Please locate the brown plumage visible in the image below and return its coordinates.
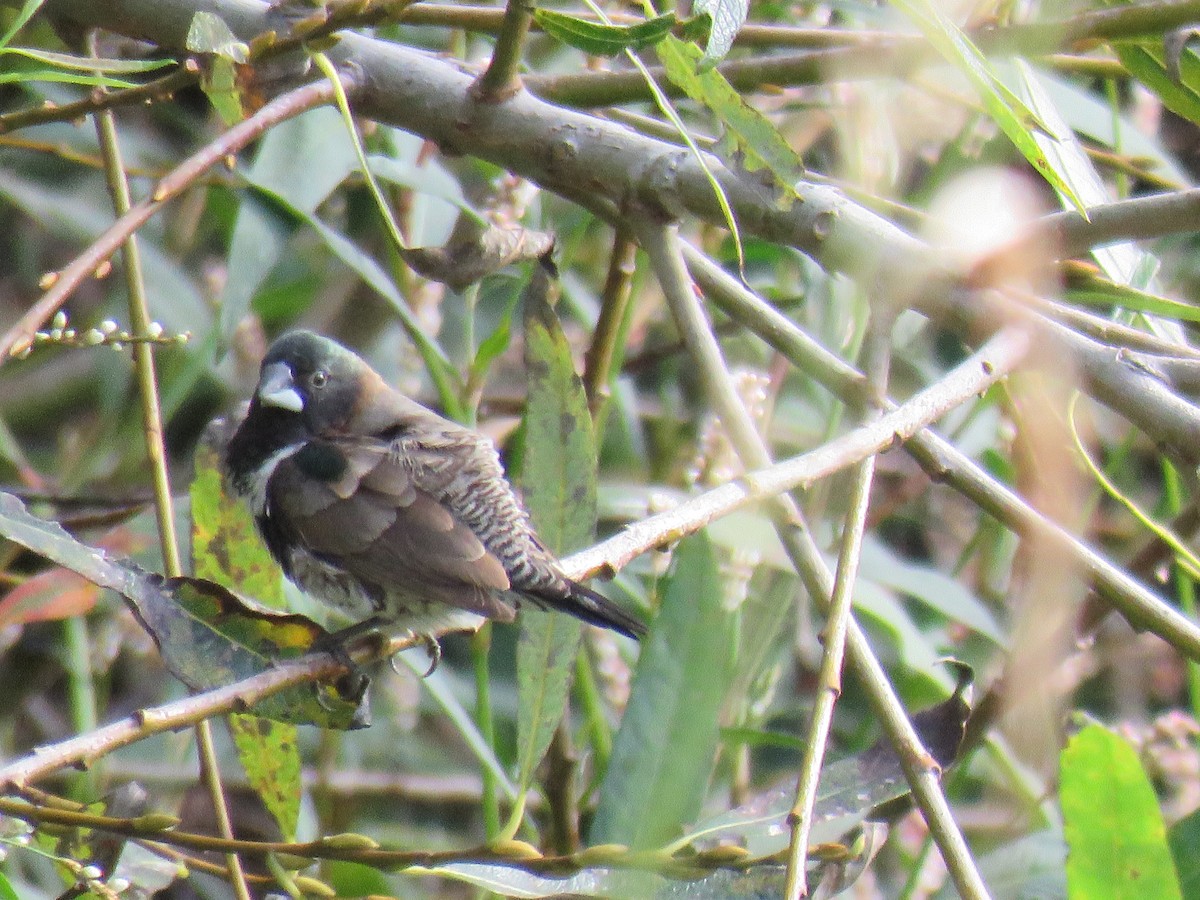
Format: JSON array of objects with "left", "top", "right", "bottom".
[{"left": 223, "top": 330, "right": 645, "bottom": 639}]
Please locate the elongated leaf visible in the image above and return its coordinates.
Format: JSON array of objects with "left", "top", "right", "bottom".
[
  {"left": 658, "top": 36, "right": 803, "bottom": 208},
  {"left": 591, "top": 531, "right": 733, "bottom": 849},
  {"left": 0, "top": 0, "right": 45, "bottom": 51},
  {"left": 535, "top": 9, "right": 675, "bottom": 57},
  {"left": 1114, "top": 39, "right": 1200, "bottom": 127},
  {"left": 1061, "top": 724, "right": 1182, "bottom": 900},
  {"left": 409, "top": 861, "right": 790, "bottom": 898},
  {"left": 515, "top": 266, "right": 596, "bottom": 792},
  {"left": 0, "top": 48, "right": 174, "bottom": 72},
  {"left": 1067, "top": 283, "right": 1200, "bottom": 323},
  {"left": 891, "top": 0, "right": 1086, "bottom": 215},
  {"left": 692, "top": 684, "right": 970, "bottom": 854}
]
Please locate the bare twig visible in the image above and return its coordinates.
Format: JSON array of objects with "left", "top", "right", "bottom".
[
  {"left": 0, "top": 76, "right": 347, "bottom": 362},
  {"left": 90, "top": 44, "right": 250, "bottom": 897},
  {"left": 685, "top": 247, "right": 1200, "bottom": 661},
  {"left": 784, "top": 325, "right": 888, "bottom": 900},
  {"left": 635, "top": 222, "right": 994, "bottom": 900},
  {"left": 0, "top": 62, "right": 200, "bottom": 134}
]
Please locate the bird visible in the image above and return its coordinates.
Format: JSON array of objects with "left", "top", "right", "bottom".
[{"left": 222, "top": 330, "right": 646, "bottom": 644}]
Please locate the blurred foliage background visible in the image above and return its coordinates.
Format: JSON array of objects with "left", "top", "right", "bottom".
[{"left": 2, "top": 0, "right": 1200, "bottom": 897}]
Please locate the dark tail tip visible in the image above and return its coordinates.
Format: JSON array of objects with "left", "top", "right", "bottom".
[{"left": 562, "top": 580, "right": 647, "bottom": 640}]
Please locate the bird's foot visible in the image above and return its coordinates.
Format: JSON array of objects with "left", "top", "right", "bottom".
[
  {"left": 313, "top": 617, "right": 385, "bottom": 703},
  {"left": 387, "top": 632, "right": 443, "bottom": 678}
]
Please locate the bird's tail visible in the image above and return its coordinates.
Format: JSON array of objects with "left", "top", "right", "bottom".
[{"left": 542, "top": 580, "right": 647, "bottom": 640}]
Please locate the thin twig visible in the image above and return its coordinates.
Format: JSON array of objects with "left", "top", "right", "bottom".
[
  {"left": 582, "top": 230, "right": 638, "bottom": 422},
  {"left": 684, "top": 245, "right": 1200, "bottom": 661},
  {"left": 0, "top": 634, "right": 417, "bottom": 789},
  {"left": 636, "top": 222, "right": 991, "bottom": 900},
  {"left": 473, "top": 0, "right": 534, "bottom": 101},
  {"left": 0, "top": 76, "right": 347, "bottom": 362},
  {"left": 0, "top": 62, "right": 200, "bottom": 134},
  {"left": 89, "top": 37, "right": 251, "bottom": 900},
  {"left": 783, "top": 325, "right": 888, "bottom": 899}
]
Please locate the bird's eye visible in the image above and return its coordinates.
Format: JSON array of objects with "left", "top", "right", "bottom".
[{"left": 310, "top": 370, "right": 329, "bottom": 389}]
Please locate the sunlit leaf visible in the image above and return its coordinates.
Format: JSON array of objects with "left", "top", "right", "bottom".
[
  {"left": 1061, "top": 724, "right": 1182, "bottom": 900},
  {"left": 891, "top": 0, "right": 1087, "bottom": 215}
]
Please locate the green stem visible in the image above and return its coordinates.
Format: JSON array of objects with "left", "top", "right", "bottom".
[
  {"left": 90, "top": 34, "right": 251, "bottom": 900},
  {"left": 582, "top": 231, "right": 638, "bottom": 431},
  {"left": 574, "top": 649, "right": 612, "bottom": 773},
  {"left": 474, "top": 0, "right": 534, "bottom": 100},
  {"left": 472, "top": 624, "right": 500, "bottom": 838},
  {"left": 1163, "top": 463, "right": 1200, "bottom": 721}
]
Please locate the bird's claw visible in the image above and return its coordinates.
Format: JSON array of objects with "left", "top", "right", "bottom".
[{"left": 388, "top": 632, "right": 442, "bottom": 678}]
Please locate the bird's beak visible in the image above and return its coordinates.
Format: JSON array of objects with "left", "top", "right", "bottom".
[{"left": 257, "top": 362, "right": 304, "bottom": 412}]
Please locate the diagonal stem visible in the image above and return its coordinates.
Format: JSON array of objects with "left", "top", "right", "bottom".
[
  {"left": 89, "top": 35, "right": 250, "bottom": 900},
  {"left": 635, "top": 221, "right": 992, "bottom": 900}
]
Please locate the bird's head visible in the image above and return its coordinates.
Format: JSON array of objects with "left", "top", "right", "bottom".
[{"left": 253, "top": 330, "right": 372, "bottom": 434}]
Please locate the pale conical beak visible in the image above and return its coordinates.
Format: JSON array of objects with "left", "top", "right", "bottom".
[{"left": 257, "top": 362, "right": 304, "bottom": 412}]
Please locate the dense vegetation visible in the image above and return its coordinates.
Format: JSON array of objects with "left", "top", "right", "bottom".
[{"left": 3, "top": 0, "right": 1200, "bottom": 897}]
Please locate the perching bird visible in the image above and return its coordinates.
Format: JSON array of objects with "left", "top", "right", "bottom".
[{"left": 223, "top": 330, "right": 645, "bottom": 641}]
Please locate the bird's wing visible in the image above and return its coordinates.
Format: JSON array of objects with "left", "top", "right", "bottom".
[{"left": 267, "top": 435, "right": 515, "bottom": 620}]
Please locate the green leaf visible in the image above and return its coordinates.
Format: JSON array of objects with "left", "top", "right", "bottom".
[
  {"left": 190, "top": 440, "right": 284, "bottom": 607},
  {"left": 192, "top": 438, "right": 302, "bottom": 839},
  {"left": 890, "top": 0, "right": 1087, "bottom": 215},
  {"left": 186, "top": 11, "right": 249, "bottom": 61},
  {"left": 228, "top": 713, "right": 302, "bottom": 840},
  {"left": 0, "top": 71, "right": 140, "bottom": 88},
  {"left": 534, "top": 9, "right": 675, "bottom": 57},
  {"left": 1169, "top": 805, "right": 1200, "bottom": 900},
  {"left": 0, "top": 870, "right": 18, "bottom": 900},
  {"left": 0, "top": 47, "right": 175, "bottom": 72},
  {"left": 1061, "top": 724, "right": 1182, "bottom": 900},
  {"left": 1067, "top": 282, "right": 1200, "bottom": 323},
  {"left": 1006, "top": 61, "right": 1152, "bottom": 292},
  {"left": 657, "top": 36, "right": 804, "bottom": 208},
  {"left": 692, "top": 0, "right": 747, "bottom": 69},
  {"left": 514, "top": 266, "right": 596, "bottom": 793},
  {"left": 199, "top": 56, "right": 244, "bottom": 126},
  {"left": 591, "top": 531, "right": 733, "bottom": 849},
  {"left": 0, "top": 0, "right": 44, "bottom": 51},
  {"left": 1113, "top": 39, "right": 1200, "bottom": 127}
]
